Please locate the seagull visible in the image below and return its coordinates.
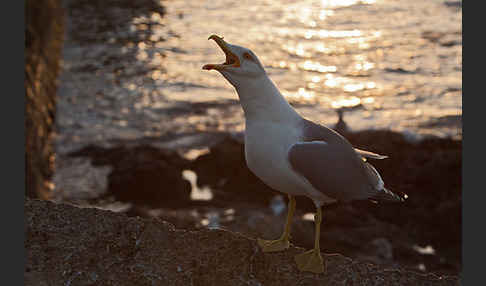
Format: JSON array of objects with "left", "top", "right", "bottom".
[{"left": 202, "top": 35, "right": 406, "bottom": 274}]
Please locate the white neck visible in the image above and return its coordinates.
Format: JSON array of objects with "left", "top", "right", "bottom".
[{"left": 234, "top": 75, "right": 301, "bottom": 123}]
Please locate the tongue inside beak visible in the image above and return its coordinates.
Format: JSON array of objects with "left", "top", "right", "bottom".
[{"left": 203, "top": 35, "right": 240, "bottom": 70}]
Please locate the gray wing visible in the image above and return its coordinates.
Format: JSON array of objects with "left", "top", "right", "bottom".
[
  {"left": 290, "top": 118, "right": 404, "bottom": 202},
  {"left": 288, "top": 141, "right": 383, "bottom": 202}
]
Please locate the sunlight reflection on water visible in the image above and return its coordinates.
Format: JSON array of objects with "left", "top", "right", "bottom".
[
  {"left": 182, "top": 170, "right": 213, "bottom": 201},
  {"left": 151, "top": 0, "right": 460, "bottom": 137},
  {"left": 57, "top": 0, "right": 461, "bottom": 155}
]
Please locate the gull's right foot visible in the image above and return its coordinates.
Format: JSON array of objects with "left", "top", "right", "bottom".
[{"left": 294, "top": 248, "right": 326, "bottom": 274}]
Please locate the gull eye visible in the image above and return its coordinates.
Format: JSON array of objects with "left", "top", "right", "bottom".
[{"left": 243, "top": 52, "right": 253, "bottom": 61}]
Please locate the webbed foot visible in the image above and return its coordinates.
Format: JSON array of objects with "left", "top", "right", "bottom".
[
  {"left": 257, "top": 238, "right": 290, "bottom": 252},
  {"left": 294, "top": 248, "right": 326, "bottom": 274}
]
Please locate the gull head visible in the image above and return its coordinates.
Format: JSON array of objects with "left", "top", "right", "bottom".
[{"left": 202, "top": 35, "right": 266, "bottom": 88}]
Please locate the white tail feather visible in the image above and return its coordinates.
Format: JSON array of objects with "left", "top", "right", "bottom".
[{"left": 355, "top": 148, "right": 388, "bottom": 160}]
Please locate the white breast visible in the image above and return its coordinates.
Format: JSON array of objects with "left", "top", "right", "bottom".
[{"left": 244, "top": 120, "right": 310, "bottom": 196}]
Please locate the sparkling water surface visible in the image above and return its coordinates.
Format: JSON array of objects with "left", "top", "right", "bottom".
[{"left": 56, "top": 0, "right": 461, "bottom": 154}]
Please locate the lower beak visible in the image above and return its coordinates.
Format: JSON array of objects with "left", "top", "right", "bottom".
[{"left": 202, "top": 35, "right": 240, "bottom": 71}]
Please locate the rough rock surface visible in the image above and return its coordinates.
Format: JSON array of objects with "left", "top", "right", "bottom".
[
  {"left": 25, "top": 0, "right": 64, "bottom": 199},
  {"left": 25, "top": 199, "right": 460, "bottom": 286}
]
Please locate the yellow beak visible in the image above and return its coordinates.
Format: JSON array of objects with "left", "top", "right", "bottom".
[{"left": 202, "top": 35, "right": 240, "bottom": 71}]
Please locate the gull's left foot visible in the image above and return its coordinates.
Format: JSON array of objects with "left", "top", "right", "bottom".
[
  {"left": 294, "top": 249, "right": 326, "bottom": 274},
  {"left": 257, "top": 238, "right": 290, "bottom": 252}
]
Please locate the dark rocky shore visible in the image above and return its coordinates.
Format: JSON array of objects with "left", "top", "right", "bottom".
[{"left": 64, "top": 129, "right": 462, "bottom": 277}]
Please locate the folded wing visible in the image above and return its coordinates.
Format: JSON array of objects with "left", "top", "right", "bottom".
[{"left": 288, "top": 141, "right": 403, "bottom": 202}]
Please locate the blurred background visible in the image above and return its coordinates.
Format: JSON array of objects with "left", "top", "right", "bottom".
[{"left": 25, "top": 0, "right": 462, "bottom": 277}]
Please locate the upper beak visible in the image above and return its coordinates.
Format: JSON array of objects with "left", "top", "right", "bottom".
[{"left": 202, "top": 35, "right": 240, "bottom": 71}]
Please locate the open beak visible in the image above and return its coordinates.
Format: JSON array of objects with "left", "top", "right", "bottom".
[{"left": 202, "top": 35, "right": 240, "bottom": 71}]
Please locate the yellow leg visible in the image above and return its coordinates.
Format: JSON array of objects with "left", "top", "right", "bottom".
[
  {"left": 258, "top": 195, "right": 296, "bottom": 252},
  {"left": 294, "top": 206, "right": 326, "bottom": 274}
]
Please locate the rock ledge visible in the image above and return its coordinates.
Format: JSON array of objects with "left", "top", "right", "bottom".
[{"left": 25, "top": 199, "right": 459, "bottom": 285}]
